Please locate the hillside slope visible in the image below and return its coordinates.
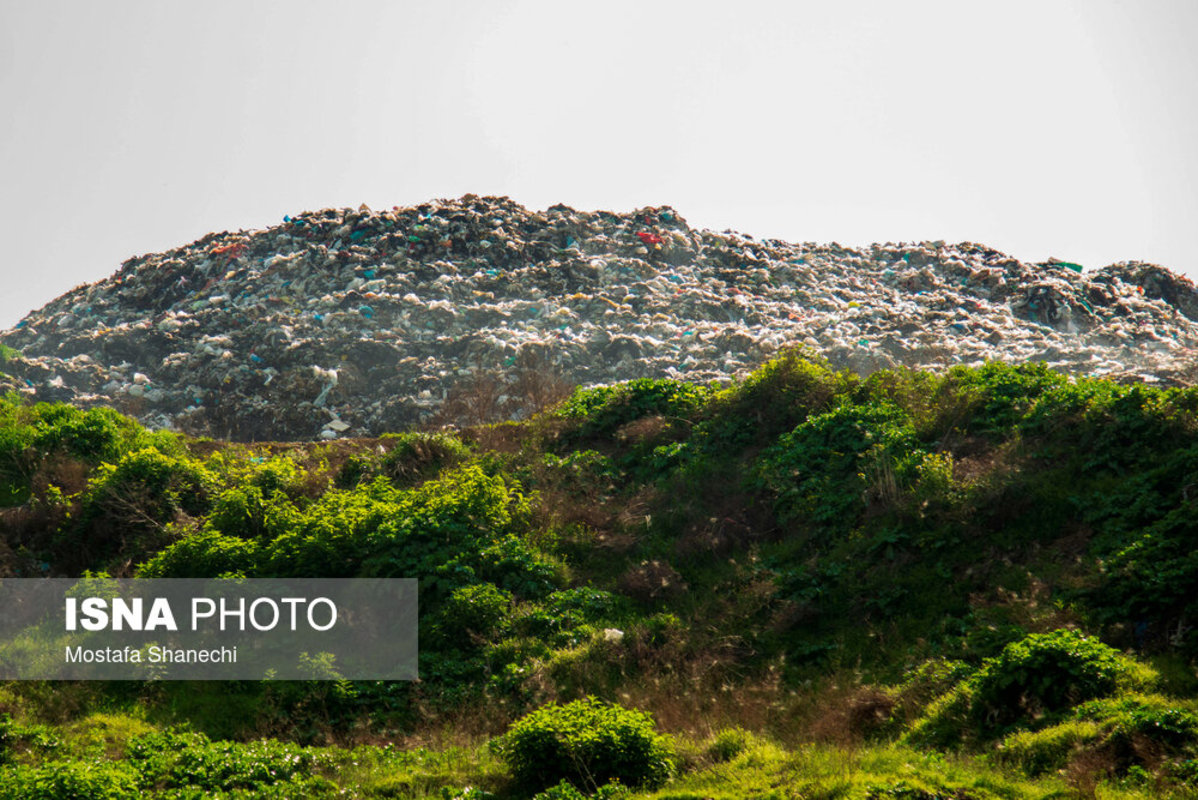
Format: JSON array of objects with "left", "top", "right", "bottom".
[{"left": 3, "top": 357, "right": 1198, "bottom": 796}]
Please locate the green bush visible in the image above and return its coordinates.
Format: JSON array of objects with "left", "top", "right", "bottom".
[
  {"left": 556, "top": 378, "right": 711, "bottom": 439},
  {"left": 127, "top": 729, "right": 331, "bottom": 793},
  {"left": 0, "top": 759, "right": 138, "bottom": 800},
  {"left": 956, "top": 361, "right": 1068, "bottom": 433},
  {"left": 757, "top": 401, "right": 925, "bottom": 527},
  {"left": 31, "top": 405, "right": 135, "bottom": 464},
  {"left": 208, "top": 484, "right": 302, "bottom": 539},
  {"left": 245, "top": 455, "right": 304, "bottom": 496},
  {"left": 380, "top": 431, "right": 471, "bottom": 486},
  {"left": 84, "top": 448, "right": 214, "bottom": 523},
  {"left": 138, "top": 527, "right": 261, "bottom": 578},
  {"left": 516, "top": 588, "right": 621, "bottom": 646},
  {"left": 0, "top": 715, "right": 12, "bottom": 766},
  {"left": 0, "top": 398, "right": 173, "bottom": 506},
  {"left": 0, "top": 405, "right": 35, "bottom": 505},
  {"left": 968, "top": 630, "right": 1153, "bottom": 732},
  {"left": 361, "top": 466, "right": 548, "bottom": 597},
  {"left": 906, "top": 632, "right": 1156, "bottom": 747},
  {"left": 435, "top": 583, "right": 513, "bottom": 645},
  {"left": 1075, "top": 694, "right": 1198, "bottom": 751},
  {"left": 65, "top": 448, "right": 215, "bottom": 564},
  {"left": 997, "top": 694, "right": 1198, "bottom": 776},
  {"left": 334, "top": 453, "right": 377, "bottom": 488},
  {"left": 497, "top": 698, "right": 674, "bottom": 792},
  {"left": 700, "top": 351, "right": 852, "bottom": 449},
  {"left": 532, "top": 780, "right": 631, "bottom": 799}
]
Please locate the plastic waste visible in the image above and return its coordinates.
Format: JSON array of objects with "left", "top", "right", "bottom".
[{"left": 1, "top": 196, "right": 1195, "bottom": 442}]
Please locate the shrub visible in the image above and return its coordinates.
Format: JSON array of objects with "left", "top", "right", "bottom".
[
  {"left": 380, "top": 431, "right": 471, "bottom": 486},
  {"left": 0, "top": 421, "right": 34, "bottom": 506},
  {"left": 334, "top": 453, "right": 377, "bottom": 488},
  {"left": 0, "top": 759, "right": 138, "bottom": 800},
  {"left": 65, "top": 448, "right": 215, "bottom": 564},
  {"left": 556, "top": 378, "right": 711, "bottom": 440},
  {"left": 84, "top": 448, "right": 214, "bottom": 524},
  {"left": 957, "top": 361, "right": 1068, "bottom": 433},
  {"left": 261, "top": 477, "right": 404, "bottom": 578},
  {"left": 362, "top": 466, "right": 542, "bottom": 594},
  {"left": 496, "top": 698, "right": 674, "bottom": 792},
  {"left": 698, "top": 350, "right": 854, "bottom": 450},
  {"left": 968, "top": 629, "right": 1153, "bottom": 731},
  {"left": 903, "top": 684, "right": 975, "bottom": 750},
  {"left": 32, "top": 405, "right": 132, "bottom": 464},
  {"left": 245, "top": 455, "right": 304, "bottom": 496},
  {"left": 1075, "top": 694, "right": 1198, "bottom": 752},
  {"left": 208, "top": 484, "right": 302, "bottom": 539},
  {"left": 127, "top": 729, "right": 331, "bottom": 793},
  {"left": 138, "top": 527, "right": 261, "bottom": 578},
  {"left": 532, "top": 780, "right": 631, "bottom": 799},
  {"left": 518, "top": 588, "right": 622, "bottom": 646},
  {"left": 996, "top": 694, "right": 1198, "bottom": 776},
  {"left": 436, "top": 583, "right": 513, "bottom": 645},
  {"left": 757, "top": 401, "right": 925, "bottom": 528}
]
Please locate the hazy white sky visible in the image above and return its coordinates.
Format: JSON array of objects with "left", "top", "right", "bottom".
[{"left": 1, "top": 0, "right": 1195, "bottom": 329}]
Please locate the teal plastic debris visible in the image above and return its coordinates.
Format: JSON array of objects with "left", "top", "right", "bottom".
[{"left": 358, "top": 305, "right": 374, "bottom": 318}]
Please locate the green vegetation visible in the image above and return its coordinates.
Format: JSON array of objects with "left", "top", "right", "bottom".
[
  {"left": 3, "top": 354, "right": 1198, "bottom": 796},
  {"left": 497, "top": 698, "right": 674, "bottom": 792}
]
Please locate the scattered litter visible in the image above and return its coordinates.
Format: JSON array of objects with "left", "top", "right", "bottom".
[
  {"left": 603, "top": 628, "right": 625, "bottom": 642},
  {"left": 3, "top": 196, "right": 1198, "bottom": 441}
]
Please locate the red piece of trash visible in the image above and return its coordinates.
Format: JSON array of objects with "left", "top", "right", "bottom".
[
  {"left": 636, "top": 232, "right": 664, "bottom": 245},
  {"left": 210, "top": 243, "right": 247, "bottom": 258}
]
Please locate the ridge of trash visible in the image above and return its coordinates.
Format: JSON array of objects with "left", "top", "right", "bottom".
[{"left": 3, "top": 194, "right": 1197, "bottom": 441}]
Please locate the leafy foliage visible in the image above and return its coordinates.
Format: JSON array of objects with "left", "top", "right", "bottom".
[
  {"left": 0, "top": 759, "right": 139, "bottom": 800},
  {"left": 497, "top": 698, "right": 674, "bottom": 792},
  {"left": 556, "top": 378, "right": 711, "bottom": 440},
  {"left": 8, "top": 356, "right": 1198, "bottom": 796},
  {"left": 757, "top": 400, "right": 926, "bottom": 528},
  {"left": 968, "top": 629, "right": 1150, "bottom": 730},
  {"left": 380, "top": 431, "right": 473, "bottom": 486}
]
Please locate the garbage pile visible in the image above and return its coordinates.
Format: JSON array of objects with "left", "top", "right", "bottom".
[{"left": 3, "top": 195, "right": 1197, "bottom": 441}]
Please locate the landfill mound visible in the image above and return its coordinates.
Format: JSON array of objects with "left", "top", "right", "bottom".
[{"left": 3, "top": 195, "right": 1198, "bottom": 441}]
